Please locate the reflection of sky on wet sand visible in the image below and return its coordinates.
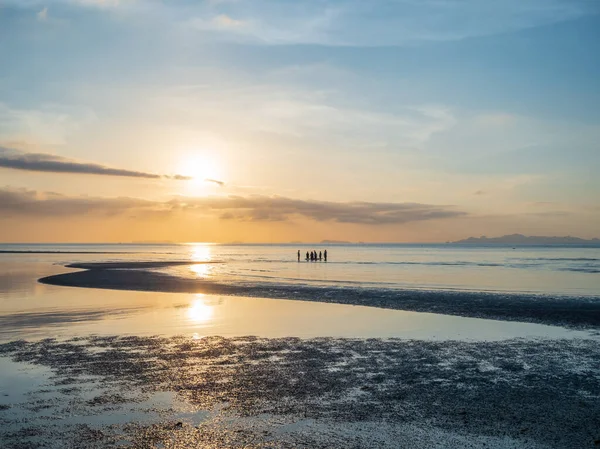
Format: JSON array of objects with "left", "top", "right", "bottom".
[
  {"left": 187, "top": 295, "right": 215, "bottom": 323},
  {"left": 0, "top": 255, "right": 598, "bottom": 343}
]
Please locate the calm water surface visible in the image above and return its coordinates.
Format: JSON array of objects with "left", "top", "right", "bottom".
[
  {"left": 2, "top": 243, "right": 600, "bottom": 295},
  {"left": 0, "top": 244, "right": 598, "bottom": 342}
]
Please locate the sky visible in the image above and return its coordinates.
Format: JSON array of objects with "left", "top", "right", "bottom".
[{"left": 0, "top": 0, "right": 599, "bottom": 243}]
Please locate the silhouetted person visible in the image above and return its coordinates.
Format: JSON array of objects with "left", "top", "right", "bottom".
[
  {"left": 319, "top": 251, "right": 322, "bottom": 261},
  {"left": 324, "top": 249, "right": 328, "bottom": 262},
  {"left": 306, "top": 251, "right": 309, "bottom": 261},
  {"left": 297, "top": 250, "right": 300, "bottom": 262}
]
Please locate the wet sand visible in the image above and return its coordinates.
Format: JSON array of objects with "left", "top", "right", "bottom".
[
  {"left": 1, "top": 336, "right": 599, "bottom": 448},
  {"left": 2, "top": 257, "right": 599, "bottom": 448},
  {"left": 40, "top": 262, "right": 600, "bottom": 329}
]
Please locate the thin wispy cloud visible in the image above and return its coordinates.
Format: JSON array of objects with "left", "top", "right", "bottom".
[
  {"left": 213, "top": 14, "right": 246, "bottom": 28},
  {"left": 0, "top": 187, "right": 157, "bottom": 217},
  {"left": 149, "top": 82, "right": 457, "bottom": 148},
  {"left": 193, "top": 196, "right": 467, "bottom": 224},
  {"left": 182, "top": 0, "right": 598, "bottom": 46},
  {"left": 205, "top": 178, "right": 225, "bottom": 186},
  {"left": 10, "top": 0, "right": 593, "bottom": 46},
  {"left": 3, "top": 0, "right": 599, "bottom": 49},
  {"left": 0, "top": 102, "right": 96, "bottom": 147},
  {"left": 74, "top": 0, "right": 122, "bottom": 8},
  {"left": 0, "top": 148, "right": 191, "bottom": 181},
  {"left": 0, "top": 187, "right": 466, "bottom": 225},
  {"left": 37, "top": 7, "right": 48, "bottom": 21}
]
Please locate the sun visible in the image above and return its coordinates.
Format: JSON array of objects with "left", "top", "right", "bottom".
[{"left": 179, "top": 154, "right": 222, "bottom": 189}]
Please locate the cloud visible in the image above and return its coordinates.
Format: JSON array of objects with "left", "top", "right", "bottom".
[
  {"left": 4, "top": 0, "right": 598, "bottom": 47},
  {"left": 530, "top": 201, "right": 557, "bottom": 206},
  {"left": 37, "top": 7, "right": 48, "bottom": 21},
  {"left": 189, "top": 14, "right": 248, "bottom": 34},
  {"left": 166, "top": 174, "right": 193, "bottom": 181},
  {"left": 0, "top": 147, "right": 189, "bottom": 180},
  {"left": 213, "top": 14, "right": 245, "bottom": 28},
  {"left": 143, "top": 82, "right": 456, "bottom": 150},
  {"left": 526, "top": 211, "right": 571, "bottom": 217},
  {"left": 0, "top": 102, "right": 96, "bottom": 146},
  {"left": 474, "top": 113, "right": 517, "bottom": 127},
  {"left": 183, "top": 0, "right": 599, "bottom": 46},
  {"left": 75, "top": 0, "right": 122, "bottom": 7},
  {"left": 0, "top": 187, "right": 158, "bottom": 217},
  {"left": 0, "top": 187, "right": 466, "bottom": 225},
  {"left": 205, "top": 178, "right": 225, "bottom": 186},
  {"left": 214, "top": 88, "right": 455, "bottom": 146},
  {"left": 183, "top": 195, "right": 467, "bottom": 224}
]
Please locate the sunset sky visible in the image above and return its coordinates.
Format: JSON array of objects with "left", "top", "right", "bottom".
[{"left": 1, "top": 0, "right": 599, "bottom": 242}]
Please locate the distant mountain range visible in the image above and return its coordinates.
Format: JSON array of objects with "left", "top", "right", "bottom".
[{"left": 453, "top": 234, "right": 600, "bottom": 245}]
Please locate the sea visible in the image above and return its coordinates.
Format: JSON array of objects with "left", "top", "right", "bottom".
[
  {"left": 0, "top": 243, "right": 599, "bottom": 342},
  {"left": 2, "top": 242, "right": 599, "bottom": 294},
  {"left": 1, "top": 243, "right": 600, "bottom": 448}
]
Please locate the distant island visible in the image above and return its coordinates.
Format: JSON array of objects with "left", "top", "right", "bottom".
[
  {"left": 320, "top": 240, "right": 352, "bottom": 244},
  {"left": 453, "top": 234, "right": 600, "bottom": 245}
]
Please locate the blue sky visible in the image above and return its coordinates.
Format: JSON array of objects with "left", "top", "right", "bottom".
[{"left": 0, "top": 0, "right": 598, "bottom": 241}]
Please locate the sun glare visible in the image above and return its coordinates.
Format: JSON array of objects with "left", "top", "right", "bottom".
[{"left": 180, "top": 154, "right": 221, "bottom": 186}]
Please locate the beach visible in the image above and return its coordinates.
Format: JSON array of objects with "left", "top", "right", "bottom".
[{"left": 1, "top": 244, "right": 599, "bottom": 448}]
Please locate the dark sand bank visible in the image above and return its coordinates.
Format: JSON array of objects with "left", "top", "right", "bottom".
[
  {"left": 40, "top": 263, "right": 600, "bottom": 329},
  {"left": 1, "top": 336, "right": 599, "bottom": 448}
]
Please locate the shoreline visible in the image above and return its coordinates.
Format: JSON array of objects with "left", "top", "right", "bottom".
[{"left": 39, "top": 263, "right": 600, "bottom": 330}]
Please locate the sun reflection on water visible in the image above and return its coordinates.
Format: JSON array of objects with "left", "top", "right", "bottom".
[
  {"left": 191, "top": 244, "right": 212, "bottom": 262},
  {"left": 190, "top": 263, "right": 212, "bottom": 277},
  {"left": 187, "top": 294, "right": 214, "bottom": 323}
]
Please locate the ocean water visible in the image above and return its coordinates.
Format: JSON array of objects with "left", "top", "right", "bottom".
[
  {"left": 0, "top": 243, "right": 599, "bottom": 342},
  {"left": 2, "top": 243, "right": 599, "bottom": 296},
  {"left": 1, "top": 245, "right": 599, "bottom": 449}
]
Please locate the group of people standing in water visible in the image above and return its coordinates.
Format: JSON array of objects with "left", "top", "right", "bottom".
[{"left": 298, "top": 249, "right": 327, "bottom": 262}]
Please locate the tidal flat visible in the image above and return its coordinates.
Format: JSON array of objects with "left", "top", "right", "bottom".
[
  {"left": 40, "top": 264, "right": 600, "bottom": 329},
  {"left": 1, "top": 335, "right": 599, "bottom": 448}
]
